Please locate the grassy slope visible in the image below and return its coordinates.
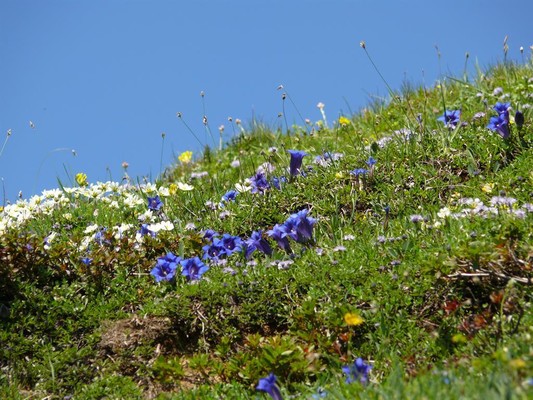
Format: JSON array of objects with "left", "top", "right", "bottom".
[{"left": 1, "top": 60, "right": 532, "bottom": 399}]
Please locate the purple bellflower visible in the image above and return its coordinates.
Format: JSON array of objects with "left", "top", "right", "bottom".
[
  {"left": 202, "top": 240, "right": 228, "bottom": 260},
  {"left": 488, "top": 114, "right": 510, "bottom": 139},
  {"left": 493, "top": 102, "right": 510, "bottom": 119},
  {"left": 180, "top": 256, "right": 209, "bottom": 281},
  {"left": 221, "top": 189, "right": 238, "bottom": 203},
  {"left": 147, "top": 195, "right": 163, "bottom": 212},
  {"left": 256, "top": 373, "right": 283, "bottom": 400},
  {"left": 81, "top": 257, "right": 92, "bottom": 265},
  {"left": 245, "top": 230, "right": 273, "bottom": 259},
  {"left": 437, "top": 110, "right": 461, "bottom": 128},
  {"left": 138, "top": 223, "right": 157, "bottom": 238},
  {"left": 350, "top": 168, "right": 368, "bottom": 176},
  {"left": 271, "top": 176, "right": 287, "bottom": 190},
  {"left": 203, "top": 229, "right": 220, "bottom": 242},
  {"left": 220, "top": 234, "right": 244, "bottom": 256},
  {"left": 250, "top": 172, "right": 271, "bottom": 194},
  {"left": 288, "top": 150, "right": 307, "bottom": 176},
  {"left": 284, "top": 209, "right": 316, "bottom": 243},
  {"left": 342, "top": 357, "right": 372, "bottom": 384},
  {"left": 267, "top": 224, "right": 292, "bottom": 253},
  {"left": 151, "top": 252, "right": 181, "bottom": 282}
]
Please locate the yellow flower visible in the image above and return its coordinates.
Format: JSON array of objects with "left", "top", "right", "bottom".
[
  {"left": 335, "top": 171, "right": 344, "bottom": 179},
  {"left": 481, "top": 183, "right": 494, "bottom": 193},
  {"left": 178, "top": 151, "right": 193, "bottom": 164},
  {"left": 338, "top": 116, "right": 351, "bottom": 126},
  {"left": 509, "top": 358, "right": 526, "bottom": 369},
  {"left": 75, "top": 173, "right": 88, "bottom": 187},
  {"left": 344, "top": 312, "right": 364, "bottom": 326},
  {"left": 169, "top": 183, "right": 178, "bottom": 195}
]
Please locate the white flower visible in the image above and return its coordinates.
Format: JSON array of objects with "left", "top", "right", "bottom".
[
  {"left": 84, "top": 224, "right": 99, "bottom": 234},
  {"left": 437, "top": 207, "right": 451, "bottom": 219},
  {"left": 230, "top": 159, "right": 241, "bottom": 168},
  {"left": 235, "top": 179, "right": 252, "bottom": 193},
  {"left": 137, "top": 209, "right": 155, "bottom": 223},
  {"left": 158, "top": 186, "right": 170, "bottom": 197},
  {"left": 148, "top": 221, "right": 174, "bottom": 233},
  {"left": 143, "top": 182, "right": 158, "bottom": 194},
  {"left": 123, "top": 193, "right": 144, "bottom": 208},
  {"left": 177, "top": 182, "right": 194, "bottom": 191}
]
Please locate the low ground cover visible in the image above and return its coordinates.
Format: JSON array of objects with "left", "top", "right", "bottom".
[{"left": 1, "top": 58, "right": 532, "bottom": 399}]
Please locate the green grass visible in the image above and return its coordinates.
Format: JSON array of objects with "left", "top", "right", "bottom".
[{"left": 1, "top": 57, "right": 532, "bottom": 399}]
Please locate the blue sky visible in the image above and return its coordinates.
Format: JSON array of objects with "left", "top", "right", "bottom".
[{"left": 1, "top": 0, "right": 531, "bottom": 202}]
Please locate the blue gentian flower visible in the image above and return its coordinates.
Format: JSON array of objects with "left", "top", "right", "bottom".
[
  {"left": 147, "top": 195, "right": 163, "bottom": 212},
  {"left": 221, "top": 190, "right": 238, "bottom": 203},
  {"left": 180, "top": 256, "right": 209, "bottom": 281},
  {"left": 256, "top": 373, "right": 283, "bottom": 400},
  {"left": 220, "top": 234, "right": 244, "bottom": 255},
  {"left": 284, "top": 209, "right": 316, "bottom": 243},
  {"left": 138, "top": 223, "right": 156, "bottom": 238},
  {"left": 437, "top": 110, "right": 461, "bottom": 128},
  {"left": 267, "top": 224, "right": 292, "bottom": 253},
  {"left": 250, "top": 172, "right": 271, "bottom": 194},
  {"left": 151, "top": 252, "right": 181, "bottom": 282},
  {"left": 487, "top": 114, "right": 510, "bottom": 139},
  {"left": 202, "top": 240, "right": 228, "bottom": 260},
  {"left": 203, "top": 229, "right": 219, "bottom": 242},
  {"left": 245, "top": 230, "right": 273, "bottom": 258},
  {"left": 288, "top": 150, "right": 307, "bottom": 176},
  {"left": 271, "top": 176, "right": 287, "bottom": 190},
  {"left": 94, "top": 228, "right": 109, "bottom": 245},
  {"left": 493, "top": 102, "right": 510, "bottom": 118},
  {"left": 81, "top": 257, "right": 92, "bottom": 265},
  {"left": 342, "top": 357, "right": 372, "bottom": 384},
  {"left": 350, "top": 168, "right": 368, "bottom": 176},
  {"left": 366, "top": 156, "right": 377, "bottom": 167}
]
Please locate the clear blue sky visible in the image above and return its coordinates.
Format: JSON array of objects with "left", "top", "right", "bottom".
[{"left": 1, "top": 0, "right": 531, "bottom": 202}]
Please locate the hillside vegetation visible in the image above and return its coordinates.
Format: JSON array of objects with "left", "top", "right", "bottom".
[{"left": 1, "top": 58, "right": 532, "bottom": 399}]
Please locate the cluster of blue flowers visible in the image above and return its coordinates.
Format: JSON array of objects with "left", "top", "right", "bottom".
[
  {"left": 150, "top": 209, "right": 315, "bottom": 283},
  {"left": 248, "top": 150, "right": 306, "bottom": 194},
  {"left": 150, "top": 252, "right": 209, "bottom": 282},
  {"left": 256, "top": 357, "right": 372, "bottom": 399},
  {"left": 486, "top": 101, "right": 522, "bottom": 139},
  {"left": 267, "top": 209, "right": 316, "bottom": 254},
  {"left": 487, "top": 102, "right": 511, "bottom": 139}
]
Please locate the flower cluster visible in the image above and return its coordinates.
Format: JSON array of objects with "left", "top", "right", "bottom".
[
  {"left": 487, "top": 102, "right": 511, "bottom": 139},
  {"left": 150, "top": 252, "right": 209, "bottom": 282},
  {"left": 342, "top": 357, "right": 372, "bottom": 384},
  {"left": 267, "top": 209, "right": 316, "bottom": 253},
  {"left": 435, "top": 196, "right": 532, "bottom": 222}
]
